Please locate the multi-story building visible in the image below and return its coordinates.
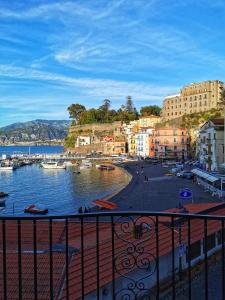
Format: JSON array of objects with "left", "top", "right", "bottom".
[
  {"left": 138, "top": 116, "right": 161, "bottom": 128},
  {"left": 136, "top": 128, "right": 153, "bottom": 157},
  {"left": 152, "top": 128, "right": 189, "bottom": 160},
  {"left": 198, "top": 118, "right": 224, "bottom": 171},
  {"left": 104, "top": 141, "right": 126, "bottom": 155},
  {"left": 161, "top": 80, "right": 224, "bottom": 121}
]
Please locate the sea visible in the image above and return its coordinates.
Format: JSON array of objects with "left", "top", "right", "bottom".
[{"left": 0, "top": 146, "right": 130, "bottom": 216}]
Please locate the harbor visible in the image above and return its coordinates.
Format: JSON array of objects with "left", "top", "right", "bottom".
[{"left": 0, "top": 146, "right": 131, "bottom": 216}]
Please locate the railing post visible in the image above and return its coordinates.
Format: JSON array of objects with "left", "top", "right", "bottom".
[{"left": 204, "top": 219, "right": 208, "bottom": 300}]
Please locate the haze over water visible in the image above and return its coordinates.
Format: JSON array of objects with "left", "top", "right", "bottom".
[{"left": 0, "top": 146, "right": 130, "bottom": 216}]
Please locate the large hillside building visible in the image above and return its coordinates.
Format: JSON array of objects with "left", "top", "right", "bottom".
[{"left": 161, "top": 80, "right": 224, "bottom": 121}]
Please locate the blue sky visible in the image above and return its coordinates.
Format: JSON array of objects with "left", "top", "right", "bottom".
[{"left": 0, "top": 0, "right": 225, "bottom": 126}]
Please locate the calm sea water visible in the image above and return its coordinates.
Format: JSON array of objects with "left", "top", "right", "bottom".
[
  {"left": 0, "top": 145, "right": 64, "bottom": 155},
  {"left": 0, "top": 146, "right": 130, "bottom": 216}
]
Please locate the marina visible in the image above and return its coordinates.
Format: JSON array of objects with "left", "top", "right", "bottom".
[{"left": 0, "top": 146, "right": 131, "bottom": 216}]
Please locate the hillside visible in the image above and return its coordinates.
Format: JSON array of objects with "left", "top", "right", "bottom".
[
  {"left": 157, "top": 108, "right": 224, "bottom": 129},
  {"left": 0, "top": 119, "right": 71, "bottom": 144}
]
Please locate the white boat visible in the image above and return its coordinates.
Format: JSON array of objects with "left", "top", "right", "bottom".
[
  {"left": 80, "top": 159, "right": 92, "bottom": 169},
  {"left": 0, "top": 162, "right": 15, "bottom": 170},
  {"left": 41, "top": 161, "right": 66, "bottom": 169}
]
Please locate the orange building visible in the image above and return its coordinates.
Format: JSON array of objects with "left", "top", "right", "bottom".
[{"left": 152, "top": 128, "right": 190, "bottom": 160}]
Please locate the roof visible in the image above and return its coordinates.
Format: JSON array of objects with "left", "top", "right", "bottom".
[
  {"left": 192, "top": 168, "right": 220, "bottom": 182},
  {"left": 164, "top": 94, "right": 180, "bottom": 99},
  {"left": 210, "top": 118, "right": 224, "bottom": 126},
  {"left": 1, "top": 203, "right": 225, "bottom": 299}
]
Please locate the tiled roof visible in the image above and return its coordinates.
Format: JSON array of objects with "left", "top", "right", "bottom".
[{"left": 1, "top": 203, "right": 225, "bottom": 299}]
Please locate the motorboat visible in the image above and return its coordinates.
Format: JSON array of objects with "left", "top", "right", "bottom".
[
  {"left": 96, "top": 164, "right": 115, "bottom": 170},
  {"left": 24, "top": 204, "right": 48, "bottom": 214},
  {"left": 41, "top": 161, "right": 66, "bottom": 169},
  {"left": 0, "top": 161, "right": 15, "bottom": 170},
  {"left": 80, "top": 159, "right": 92, "bottom": 169},
  {"left": 92, "top": 199, "right": 117, "bottom": 210}
]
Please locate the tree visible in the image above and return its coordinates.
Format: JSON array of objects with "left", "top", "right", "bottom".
[
  {"left": 140, "top": 105, "right": 161, "bottom": 116},
  {"left": 125, "top": 96, "right": 134, "bottom": 113},
  {"left": 67, "top": 104, "right": 86, "bottom": 124}
]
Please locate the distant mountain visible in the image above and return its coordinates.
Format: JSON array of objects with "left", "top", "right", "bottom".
[{"left": 0, "top": 119, "right": 71, "bottom": 144}]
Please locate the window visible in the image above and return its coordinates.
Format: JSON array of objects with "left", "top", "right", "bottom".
[
  {"left": 186, "top": 240, "right": 201, "bottom": 262},
  {"left": 199, "top": 95, "right": 202, "bottom": 100},
  {"left": 204, "top": 94, "right": 207, "bottom": 99}
]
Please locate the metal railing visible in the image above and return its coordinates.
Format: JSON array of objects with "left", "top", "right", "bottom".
[{"left": 1, "top": 211, "right": 225, "bottom": 299}]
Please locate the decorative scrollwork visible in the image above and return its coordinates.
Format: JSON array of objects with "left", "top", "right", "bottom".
[{"left": 114, "top": 215, "right": 157, "bottom": 299}]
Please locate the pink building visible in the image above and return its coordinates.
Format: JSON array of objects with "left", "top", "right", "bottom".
[{"left": 152, "top": 128, "right": 190, "bottom": 160}]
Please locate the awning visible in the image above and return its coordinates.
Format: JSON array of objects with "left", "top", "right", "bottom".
[{"left": 191, "top": 169, "right": 219, "bottom": 183}]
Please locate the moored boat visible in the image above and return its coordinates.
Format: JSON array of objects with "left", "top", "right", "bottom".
[
  {"left": 24, "top": 204, "right": 48, "bottom": 214},
  {"left": 80, "top": 159, "right": 92, "bottom": 169},
  {"left": 96, "top": 164, "right": 115, "bottom": 170},
  {"left": 41, "top": 161, "right": 66, "bottom": 169},
  {"left": 92, "top": 199, "right": 117, "bottom": 210}
]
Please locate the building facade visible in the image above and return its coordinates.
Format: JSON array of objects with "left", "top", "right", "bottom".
[
  {"left": 152, "top": 128, "right": 189, "bottom": 160},
  {"left": 136, "top": 128, "right": 153, "bottom": 157},
  {"left": 161, "top": 80, "right": 224, "bottom": 121},
  {"left": 198, "top": 119, "right": 224, "bottom": 171},
  {"left": 138, "top": 116, "right": 161, "bottom": 128}
]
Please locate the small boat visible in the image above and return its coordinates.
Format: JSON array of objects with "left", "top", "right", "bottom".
[
  {"left": 80, "top": 159, "right": 92, "bottom": 169},
  {"left": 0, "top": 162, "right": 15, "bottom": 170},
  {"left": 24, "top": 204, "right": 48, "bottom": 214},
  {"left": 0, "top": 192, "right": 8, "bottom": 198},
  {"left": 96, "top": 164, "right": 115, "bottom": 170},
  {"left": 73, "top": 171, "right": 81, "bottom": 174},
  {"left": 41, "top": 161, "right": 66, "bottom": 169},
  {"left": 92, "top": 199, "right": 117, "bottom": 210}
]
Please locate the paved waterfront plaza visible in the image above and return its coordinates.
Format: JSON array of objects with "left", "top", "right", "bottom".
[{"left": 111, "top": 162, "right": 222, "bottom": 211}]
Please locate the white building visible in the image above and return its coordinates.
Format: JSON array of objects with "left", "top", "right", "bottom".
[
  {"left": 198, "top": 118, "right": 224, "bottom": 171},
  {"left": 136, "top": 128, "right": 153, "bottom": 157},
  {"left": 76, "top": 135, "right": 91, "bottom": 147}
]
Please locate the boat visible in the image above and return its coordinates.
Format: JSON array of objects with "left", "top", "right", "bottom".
[
  {"left": 0, "top": 162, "right": 15, "bottom": 170},
  {"left": 80, "top": 159, "right": 92, "bottom": 169},
  {"left": 0, "top": 192, "right": 8, "bottom": 198},
  {"left": 41, "top": 161, "right": 66, "bottom": 169},
  {"left": 92, "top": 199, "right": 117, "bottom": 210},
  {"left": 24, "top": 204, "right": 48, "bottom": 214},
  {"left": 96, "top": 164, "right": 115, "bottom": 171}
]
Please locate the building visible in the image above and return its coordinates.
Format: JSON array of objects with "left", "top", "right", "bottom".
[
  {"left": 152, "top": 127, "right": 189, "bottom": 160},
  {"left": 104, "top": 141, "right": 127, "bottom": 155},
  {"left": 138, "top": 116, "right": 161, "bottom": 128},
  {"left": 198, "top": 118, "right": 224, "bottom": 171},
  {"left": 75, "top": 135, "right": 91, "bottom": 147},
  {"left": 161, "top": 80, "right": 224, "bottom": 121},
  {"left": 136, "top": 128, "right": 153, "bottom": 157}
]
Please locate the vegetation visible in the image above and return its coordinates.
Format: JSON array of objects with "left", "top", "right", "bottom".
[
  {"left": 67, "top": 97, "right": 141, "bottom": 125},
  {"left": 157, "top": 108, "right": 223, "bottom": 129},
  {"left": 140, "top": 105, "right": 161, "bottom": 116}
]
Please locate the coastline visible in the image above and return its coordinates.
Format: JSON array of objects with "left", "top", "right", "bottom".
[{"left": 102, "top": 164, "right": 133, "bottom": 202}]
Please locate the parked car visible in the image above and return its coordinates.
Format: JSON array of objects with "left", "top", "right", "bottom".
[{"left": 177, "top": 171, "right": 194, "bottom": 179}]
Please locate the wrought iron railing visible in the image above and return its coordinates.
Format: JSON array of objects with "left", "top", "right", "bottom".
[{"left": 1, "top": 211, "right": 225, "bottom": 299}]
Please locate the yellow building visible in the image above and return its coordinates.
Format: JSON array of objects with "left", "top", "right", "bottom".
[
  {"left": 138, "top": 116, "right": 161, "bottom": 128},
  {"left": 161, "top": 80, "right": 224, "bottom": 121}
]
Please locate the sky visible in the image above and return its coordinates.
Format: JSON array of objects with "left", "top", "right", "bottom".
[{"left": 0, "top": 0, "right": 225, "bottom": 126}]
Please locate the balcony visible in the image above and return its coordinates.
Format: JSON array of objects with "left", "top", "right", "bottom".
[{"left": 0, "top": 211, "right": 225, "bottom": 299}]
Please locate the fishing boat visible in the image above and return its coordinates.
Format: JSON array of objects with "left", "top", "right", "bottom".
[
  {"left": 41, "top": 161, "right": 66, "bottom": 169},
  {"left": 24, "top": 204, "right": 48, "bottom": 214},
  {"left": 96, "top": 164, "right": 115, "bottom": 170},
  {"left": 92, "top": 199, "right": 117, "bottom": 210}
]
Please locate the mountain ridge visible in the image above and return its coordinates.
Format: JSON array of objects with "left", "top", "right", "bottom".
[{"left": 0, "top": 119, "right": 71, "bottom": 144}]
